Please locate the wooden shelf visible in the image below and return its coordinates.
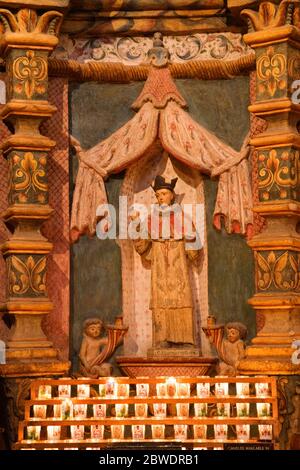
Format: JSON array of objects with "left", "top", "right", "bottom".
[
  {"left": 20, "top": 417, "right": 276, "bottom": 426},
  {"left": 16, "top": 438, "right": 272, "bottom": 450},
  {"left": 26, "top": 396, "right": 276, "bottom": 405},
  {"left": 16, "top": 376, "right": 279, "bottom": 450}
]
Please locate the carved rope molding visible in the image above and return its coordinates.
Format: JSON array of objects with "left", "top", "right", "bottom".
[{"left": 48, "top": 54, "right": 256, "bottom": 82}]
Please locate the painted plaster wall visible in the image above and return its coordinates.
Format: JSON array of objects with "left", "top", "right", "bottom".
[{"left": 70, "top": 77, "right": 254, "bottom": 371}]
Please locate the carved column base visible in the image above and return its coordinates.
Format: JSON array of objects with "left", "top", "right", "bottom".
[
  {"left": 0, "top": 361, "right": 70, "bottom": 378},
  {"left": 238, "top": 357, "right": 300, "bottom": 375},
  {"left": 241, "top": 216, "right": 300, "bottom": 375}
]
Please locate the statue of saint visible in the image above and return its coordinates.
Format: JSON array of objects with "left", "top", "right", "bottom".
[{"left": 130, "top": 175, "right": 202, "bottom": 351}]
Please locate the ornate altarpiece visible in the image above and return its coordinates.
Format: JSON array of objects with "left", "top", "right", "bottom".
[{"left": 0, "top": 0, "right": 299, "bottom": 450}]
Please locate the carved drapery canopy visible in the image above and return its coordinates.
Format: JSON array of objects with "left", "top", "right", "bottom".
[{"left": 70, "top": 65, "right": 252, "bottom": 242}]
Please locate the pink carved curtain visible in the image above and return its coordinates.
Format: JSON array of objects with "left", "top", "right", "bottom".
[
  {"left": 71, "top": 98, "right": 252, "bottom": 242},
  {"left": 160, "top": 101, "right": 252, "bottom": 236},
  {"left": 70, "top": 103, "right": 159, "bottom": 242}
]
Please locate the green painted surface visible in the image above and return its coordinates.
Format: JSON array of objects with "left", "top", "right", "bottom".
[
  {"left": 70, "top": 76, "right": 255, "bottom": 370},
  {"left": 70, "top": 82, "right": 143, "bottom": 371},
  {"left": 176, "top": 78, "right": 255, "bottom": 340}
]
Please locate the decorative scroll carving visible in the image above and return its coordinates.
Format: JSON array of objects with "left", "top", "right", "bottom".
[
  {"left": 54, "top": 33, "right": 252, "bottom": 64},
  {"left": 9, "top": 151, "right": 48, "bottom": 204},
  {"left": 255, "top": 250, "right": 300, "bottom": 292},
  {"left": 8, "top": 255, "right": 47, "bottom": 297},
  {"left": 288, "top": 52, "right": 300, "bottom": 80},
  {"left": 258, "top": 148, "right": 299, "bottom": 202},
  {"left": 12, "top": 51, "right": 47, "bottom": 99},
  {"left": 256, "top": 46, "right": 287, "bottom": 98}
]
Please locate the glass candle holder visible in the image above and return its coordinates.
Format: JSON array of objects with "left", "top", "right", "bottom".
[
  {"left": 132, "top": 425, "right": 145, "bottom": 440},
  {"left": 38, "top": 385, "right": 51, "bottom": 399},
  {"left": 77, "top": 384, "right": 90, "bottom": 398},
  {"left": 151, "top": 424, "right": 165, "bottom": 439},
  {"left": 156, "top": 383, "right": 167, "bottom": 397},
  {"left": 176, "top": 403, "right": 189, "bottom": 418},
  {"left": 255, "top": 380, "right": 270, "bottom": 398},
  {"left": 236, "top": 379, "right": 250, "bottom": 397},
  {"left": 47, "top": 426, "right": 61, "bottom": 441},
  {"left": 236, "top": 424, "right": 250, "bottom": 441},
  {"left": 33, "top": 404, "right": 47, "bottom": 419},
  {"left": 214, "top": 424, "right": 228, "bottom": 440},
  {"left": 256, "top": 403, "right": 271, "bottom": 417},
  {"left": 105, "top": 379, "right": 116, "bottom": 398},
  {"left": 177, "top": 383, "right": 190, "bottom": 398},
  {"left": 58, "top": 384, "right": 71, "bottom": 398},
  {"left": 62, "top": 399, "right": 73, "bottom": 419},
  {"left": 236, "top": 403, "right": 250, "bottom": 417},
  {"left": 91, "top": 424, "right": 104, "bottom": 440},
  {"left": 174, "top": 424, "right": 188, "bottom": 440},
  {"left": 99, "top": 384, "right": 106, "bottom": 397},
  {"left": 215, "top": 381, "right": 229, "bottom": 397},
  {"left": 111, "top": 425, "right": 124, "bottom": 440},
  {"left": 53, "top": 404, "right": 61, "bottom": 419},
  {"left": 153, "top": 403, "right": 167, "bottom": 418},
  {"left": 197, "top": 382, "right": 210, "bottom": 398},
  {"left": 117, "top": 383, "right": 130, "bottom": 398},
  {"left": 116, "top": 404, "right": 128, "bottom": 418},
  {"left": 135, "top": 403, "right": 148, "bottom": 418},
  {"left": 194, "top": 403, "right": 208, "bottom": 417},
  {"left": 93, "top": 404, "right": 106, "bottom": 418},
  {"left": 73, "top": 404, "right": 87, "bottom": 419},
  {"left": 217, "top": 402, "right": 230, "bottom": 417},
  {"left": 71, "top": 425, "right": 85, "bottom": 440},
  {"left": 258, "top": 424, "right": 273, "bottom": 440},
  {"left": 27, "top": 426, "right": 41, "bottom": 440},
  {"left": 193, "top": 424, "right": 207, "bottom": 439},
  {"left": 166, "top": 377, "right": 177, "bottom": 397},
  {"left": 136, "top": 383, "right": 149, "bottom": 397}
]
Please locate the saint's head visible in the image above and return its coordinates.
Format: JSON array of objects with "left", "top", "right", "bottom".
[{"left": 152, "top": 175, "right": 178, "bottom": 206}]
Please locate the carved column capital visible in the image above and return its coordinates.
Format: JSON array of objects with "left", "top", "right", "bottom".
[
  {"left": 0, "top": 8, "right": 63, "bottom": 53},
  {"left": 242, "top": 1, "right": 300, "bottom": 35}
]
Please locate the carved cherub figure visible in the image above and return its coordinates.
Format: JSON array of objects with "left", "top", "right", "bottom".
[
  {"left": 79, "top": 318, "right": 113, "bottom": 378},
  {"left": 218, "top": 322, "right": 247, "bottom": 376}
]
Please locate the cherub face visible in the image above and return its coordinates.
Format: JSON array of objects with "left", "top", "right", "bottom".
[
  {"left": 227, "top": 328, "right": 240, "bottom": 343},
  {"left": 86, "top": 324, "right": 101, "bottom": 338},
  {"left": 155, "top": 189, "right": 174, "bottom": 206}
]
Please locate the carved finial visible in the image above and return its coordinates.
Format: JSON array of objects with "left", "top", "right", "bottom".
[
  {"left": 147, "top": 32, "right": 169, "bottom": 68},
  {"left": 153, "top": 32, "right": 163, "bottom": 48}
]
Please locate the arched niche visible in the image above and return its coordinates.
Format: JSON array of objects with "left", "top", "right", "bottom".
[{"left": 117, "top": 142, "right": 211, "bottom": 357}]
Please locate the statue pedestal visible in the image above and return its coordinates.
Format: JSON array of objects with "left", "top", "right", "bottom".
[
  {"left": 147, "top": 347, "right": 201, "bottom": 358},
  {"left": 116, "top": 356, "right": 217, "bottom": 378}
]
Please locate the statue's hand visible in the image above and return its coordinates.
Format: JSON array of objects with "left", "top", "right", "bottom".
[{"left": 130, "top": 211, "right": 140, "bottom": 221}]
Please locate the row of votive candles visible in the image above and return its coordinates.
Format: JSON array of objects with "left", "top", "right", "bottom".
[
  {"left": 32, "top": 402, "right": 272, "bottom": 419},
  {"left": 37, "top": 380, "right": 271, "bottom": 399},
  {"left": 26, "top": 423, "right": 273, "bottom": 441}
]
